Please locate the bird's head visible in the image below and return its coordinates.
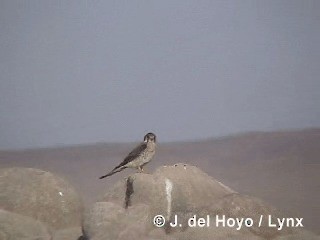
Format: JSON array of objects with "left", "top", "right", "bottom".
[{"left": 144, "top": 132, "right": 156, "bottom": 143}]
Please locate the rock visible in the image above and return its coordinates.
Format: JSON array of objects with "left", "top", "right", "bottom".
[
  {"left": 102, "top": 164, "right": 233, "bottom": 224},
  {"left": 52, "top": 227, "right": 83, "bottom": 240},
  {"left": 82, "top": 202, "right": 125, "bottom": 240},
  {"left": 83, "top": 202, "right": 157, "bottom": 240},
  {"left": 273, "top": 231, "right": 320, "bottom": 240},
  {"left": 211, "top": 193, "right": 292, "bottom": 238},
  {"left": 0, "top": 167, "right": 83, "bottom": 230},
  {"left": 171, "top": 226, "right": 263, "bottom": 240},
  {"left": 0, "top": 209, "right": 51, "bottom": 240},
  {"left": 84, "top": 164, "right": 319, "bottom": 240}
]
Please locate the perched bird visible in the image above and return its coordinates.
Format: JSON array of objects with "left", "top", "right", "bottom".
[{"left": 99, "top": 133, "right": 157, "bottom": 179}]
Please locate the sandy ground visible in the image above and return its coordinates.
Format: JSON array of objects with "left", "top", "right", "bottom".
[{"left": 0, "top": 129, "right": 319, "bottom": 234}]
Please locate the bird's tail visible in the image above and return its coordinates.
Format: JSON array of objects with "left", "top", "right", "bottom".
[{"left": 99, "top": 166, "right": 126, "bottom": 179}]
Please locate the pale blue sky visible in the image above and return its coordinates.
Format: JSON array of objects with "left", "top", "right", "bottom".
[{"left": 1, "top": 0, "right": 320, "bottom": 149}]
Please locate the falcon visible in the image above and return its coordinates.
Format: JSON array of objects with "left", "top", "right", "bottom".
[{"left": 99, "top": 132, "right": 156, "bottom": 179}]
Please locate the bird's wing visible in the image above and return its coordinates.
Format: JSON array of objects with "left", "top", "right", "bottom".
[
  {"left": 99, "top": 142, "right": 147, "bottom": 179},
  {"left": 113, "top": 142, "right": 147, "bottom": 170}
]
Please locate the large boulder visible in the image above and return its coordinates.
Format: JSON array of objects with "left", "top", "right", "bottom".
[
  {"left": 0, "top": 209, "right": 51, "bottom": 240},
  {"left": 82, "top": 202, "right": 161, "bottom": 240},
  {"left": 52, "top": 227, "right": 83, "bottom": 240},
  {"left": 83, "top": 164, "right": 319, "bottom": 240},
  {"left": 102, "top": 164, "right": 233, "bottom": 223},
  {"left": 0, "top": 167, "right": 83, "bottom": 230}
]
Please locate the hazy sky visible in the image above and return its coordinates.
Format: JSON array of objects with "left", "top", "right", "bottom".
[{"left": 1, "top": 0, "right": 320, "bottom": 149}]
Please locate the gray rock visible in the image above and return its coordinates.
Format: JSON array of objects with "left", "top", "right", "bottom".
[
  {"left": 83, "top": 202, "right": 159, "bottom": 240},
  {"left": 84, "top": 164, "right": 318, "bottom": 240},
  {"left": 171, "top": 226, "right": 263, "bottom": 240},
  {"left": 0, "top": 209, "right": 51, "bottom": 240},
  {"left": 102, "top": 164, "right": 233, "bottom": 226},
  {"left": 211, "top": 193, "right": 292, "bottom": 238},
  {"left": 0, "top": 167, "right": 83, "bottom": 230},
  {"left": 274, "top": 231, "right": 320, "bottom": 240},
  {"left": 52, "top": 227, "right": 83, "bottom": 240}
]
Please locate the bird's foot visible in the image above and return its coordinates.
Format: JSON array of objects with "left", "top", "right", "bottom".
[{"left": 137, "top": 167, "right": 147, "bottom": 173}]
